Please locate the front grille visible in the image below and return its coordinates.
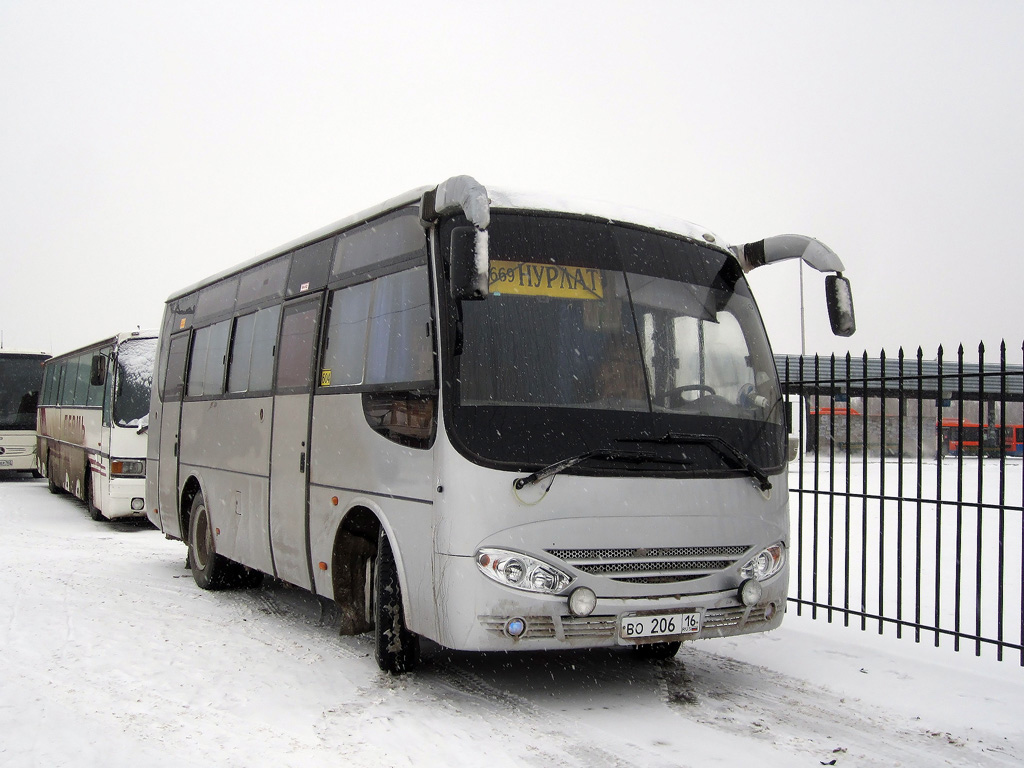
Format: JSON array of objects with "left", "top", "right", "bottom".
[
  {"left": 478, "top": 614, "right": 618, "bottom": 641},
  {"left": 478, "top": 615, "right": 556, "bottom": 639},
  {"left": 703, "top": 604, "right": 770, "bottom": 629},
  {"left": 479, "top": 607, "right": 770, "bottom": 641},
  {"left": 546, "top": 545, "right": 750, "bottom": 584},
  {"left": 561, "top": 615, "right": 617, "bottom": 639}
]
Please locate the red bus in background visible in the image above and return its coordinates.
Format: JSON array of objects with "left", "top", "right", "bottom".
[{"left": 939, "top": 418, "right": 1024, "bottom": 457}]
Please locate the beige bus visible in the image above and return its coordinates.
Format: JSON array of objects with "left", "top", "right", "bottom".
[{"left": 38, "top": 331, "right": 157, "bottom": 520}]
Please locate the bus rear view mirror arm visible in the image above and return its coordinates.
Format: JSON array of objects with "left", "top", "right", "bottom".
[
  {"left": 731, "top": 234, "right": 846, "bottom": 274},
  {"left": 731, "top": 234, "right": 856, "bottom": 337}
]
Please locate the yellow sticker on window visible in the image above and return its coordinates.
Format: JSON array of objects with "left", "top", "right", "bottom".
[
  {"left": 488, "top": 260, "right": 604, "bottom": 300},
  {"left": 320, "top": 370, "right": 332, "bottom": 386}
]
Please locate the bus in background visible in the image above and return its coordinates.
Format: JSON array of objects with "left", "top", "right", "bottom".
[
  {"left": 0, "top": 350, "right": 49, "bottom": 476},
  {"left": 147, "top": 176, "right": 855, "bottom": 673},
  {"left": 38, "top": 330, "right": 157, "bottom": 520},
  {"left": 939, "top": 418, "right": 1024, "bottom": 457}
]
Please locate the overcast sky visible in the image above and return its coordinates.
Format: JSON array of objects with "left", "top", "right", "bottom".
[{"left": 2, "top": 1, "right": 1021, "bottom": 362}]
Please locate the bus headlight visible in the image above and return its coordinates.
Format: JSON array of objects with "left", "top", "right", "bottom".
[
  {"left": 740, "top": 542, "right": 785, "bottom": 581},
  {"left": 111, "top": 459, "right": 146, "bottom": 477},
  {"left": 476, "top": 548, "right": 573, "bottom": 594}
]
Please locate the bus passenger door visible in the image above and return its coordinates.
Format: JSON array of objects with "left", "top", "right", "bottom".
[
  {"left": 156, "top": 332, "right": 190, "bottom": 539},
  {"left": 269, "top": 296, "right": 321, "bottom": 591}
]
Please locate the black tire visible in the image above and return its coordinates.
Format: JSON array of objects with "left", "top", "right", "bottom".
[
  {"left": 632, "top": 640, "right": 682, "bottom": 661},
  {"left": 86, "top": 472, "right": 104, "bottom": 522},
  {"left": 188, "top": 491, "right": 233, "bottom": 590},
  {"left": 373, "top": 529, "right": 419, "bottom": 674},
  {"left": 46, "top": 460, "right": 61, "bottom": 495}
]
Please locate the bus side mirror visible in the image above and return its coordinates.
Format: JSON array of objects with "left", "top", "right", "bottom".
[
  {"left": 450, "top": 226, "right": 489, "bottom": 301},
  {"left": 90, "top": 355, "right": 107, "bottom": 386},
  {"left": 825, "top": 274, "right": 856, "bottom": 337}
]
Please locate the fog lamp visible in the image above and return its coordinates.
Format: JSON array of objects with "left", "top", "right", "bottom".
[
  {"left": 739, "top": 578, "right": 763, "bottom": 607},
  {"left": 504, "top": 617, "right": 526, "bottom": 638},
  {"left": 568, "top": 587, "right": 597, "bottom": 617},
  {"left": 131, "top": 498, "right": 145, "bottom": 511}
]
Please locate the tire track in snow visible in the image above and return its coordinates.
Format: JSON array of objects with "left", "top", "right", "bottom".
[
  {"left": 402, "top": 659, "right": 639, "bottom": 768},
  {"left": 660, "top": 648, "right": 1017, "bottom": 766}
]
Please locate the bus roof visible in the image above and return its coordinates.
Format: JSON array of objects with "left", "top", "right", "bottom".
[
  {"left": 45, "top": 330, "right": 158, "bottom": 363},
  {"left": 0, "top": 350, "right": 49, "bottom": 358},
  {"left": 165, "top": 180, "right": 729, "bottom": 304}
]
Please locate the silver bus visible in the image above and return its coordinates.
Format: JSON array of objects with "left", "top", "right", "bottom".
[
  {"left": 38, "top": 331, "right": 157, "bottom": 519},
  {"left": 147, "top": 176, "right": 855, "bottom": 672}
]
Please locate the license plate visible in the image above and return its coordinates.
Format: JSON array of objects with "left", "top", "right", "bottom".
[
  {"left": 0, "top": 459, "right": 12, "bottom": 467},
  {"left": 619, "top": 611, "right": 700, "bottom": 642}
]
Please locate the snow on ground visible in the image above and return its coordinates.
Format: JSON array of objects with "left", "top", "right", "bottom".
[{"left": 1, "top": 475, "right": 1022, "bottom": 767}]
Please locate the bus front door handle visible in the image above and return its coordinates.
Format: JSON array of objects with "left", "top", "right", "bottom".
[{"left": 299, "top": 452, "right": 306, "bottom": 473}]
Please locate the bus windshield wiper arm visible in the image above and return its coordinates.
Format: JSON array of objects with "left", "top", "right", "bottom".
[
  {"left": 513, "top": 449, "right": 667, "bottom": 490},
  {"left": 617, "top": 432, "right": 772, "bottom": 492}
]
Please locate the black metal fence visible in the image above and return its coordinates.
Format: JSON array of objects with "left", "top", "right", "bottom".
[{"left": 779, "top": 342, "right": 1024, "bottom": 664}]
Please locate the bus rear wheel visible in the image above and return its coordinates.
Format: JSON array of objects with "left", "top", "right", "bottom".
[
  {"left": 373, "top": 529, "right": 419, "bottom": 674},
  {"left": 46, "top": 459, "right": 61, "bottom": 495}
]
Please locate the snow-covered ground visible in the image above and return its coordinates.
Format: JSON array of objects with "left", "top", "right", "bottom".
[{"left": 1, "top": 475, "right": 1022, "bottom": 767}]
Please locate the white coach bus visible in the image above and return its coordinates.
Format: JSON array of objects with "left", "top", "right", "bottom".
[
  {"left": 0, "top": 350, "right": 49, "bottom": 475},
  {"left": 38, "top": 330, "right": 157, "bottom": 520},
  {"left": 147, "top": 176, "right": 855, "bottom": 673}
]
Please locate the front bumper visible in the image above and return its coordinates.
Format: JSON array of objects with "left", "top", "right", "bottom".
[{"left": 433, "top": 552, "right": 787, "bottom": 652}]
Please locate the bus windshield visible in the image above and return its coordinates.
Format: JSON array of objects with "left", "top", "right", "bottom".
[
  {"left": 0, "top": 354, "right": 44, "bottom": 431},
  {"left": 113, "top": 337, "right": 156, "bottom": 427},
  {"left": 446, "top": 213, "right": 785, "bottom": 475}
]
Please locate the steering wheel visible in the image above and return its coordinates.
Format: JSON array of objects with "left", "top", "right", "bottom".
[{"left": 662, "top": 383, "right": 717, "bottom": 408}]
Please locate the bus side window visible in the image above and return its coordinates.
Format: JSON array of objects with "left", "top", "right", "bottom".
[
  {"left": 70, "top": 355, "right": 91, "bottom": 407},
  {"left": 321, "top": 282, "right": 373, "bottom": 388},
  {"left": 187, "top": 321, "right": 230, "bottom": 398},
  {"left": 275, "top": 300, "right": 320, "bottom": 391},
  {"left": 363, "top": 266, "right": 436, "bottom": 449},
  {"left": 247, "top": 305, "right": 280, "bottom": 392},
  {"left": 364, "top": 266, "right": 433, "bottom": 386},
  {"left": 227, "top": 304, "right": 283, "bottom": 394},
  {"left": 162, "top": 335, "right": 190, "bottom": 401},
  {"left": 227, "top": 313, "right": 255, "bottom": 393}
]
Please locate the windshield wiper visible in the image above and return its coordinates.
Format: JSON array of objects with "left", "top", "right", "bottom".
[
  {"left": 512, "top": 449, "right": 683, "bottom": 490},
  {"left": 616, "top": 432, "right": 772, "bottom": 492}
]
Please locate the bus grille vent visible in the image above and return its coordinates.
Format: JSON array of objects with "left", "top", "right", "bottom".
[
  {"left": 479, "top": 616, "right": 556, "bottom": 639},
  {"left": 546, "top": 545, "right": 750, "bottom": 584},
  {"left": 703, "top": 605, "right": 769, "bottom": 629},
  {"left": 560, "top": 615, "right": 617, "bottom": 639}
]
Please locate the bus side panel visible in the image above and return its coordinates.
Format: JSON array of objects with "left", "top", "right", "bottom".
[
  {"left": 307, "top": 392, "right": 436, "bottom": 636},
  {"left": 36, "top": 405, "right": 57, "bottom": 476},
  {"left": 52, "top": 407, "right": 99, "bottom": 502},
  {"left": 178, "top": 397, "right": 274, "bottom": 574}
]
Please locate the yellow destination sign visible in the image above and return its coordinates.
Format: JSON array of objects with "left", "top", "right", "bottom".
[{"left": 489, "top": 260, "right": 604, "bottom": 299}]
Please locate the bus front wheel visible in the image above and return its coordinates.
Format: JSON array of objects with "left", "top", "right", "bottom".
[
  {"left": 86, "top": 472, "right": 104, "bottom": 522},
  {"left": 373, "top": 529, "right": 419, "bottom": 674}
]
